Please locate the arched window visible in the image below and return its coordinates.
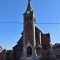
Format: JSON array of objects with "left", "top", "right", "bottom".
[{"left": 27, "top": 46, "right": 32, "bottom": 57}]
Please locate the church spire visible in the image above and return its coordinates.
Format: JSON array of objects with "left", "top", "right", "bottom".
[{"left": 26, "top": 0, "right": 33, "bottom": 11}]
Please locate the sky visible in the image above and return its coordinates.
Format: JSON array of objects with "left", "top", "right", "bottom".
[{"left": 0, "top": 0, "right": 60, "bottom": 50}]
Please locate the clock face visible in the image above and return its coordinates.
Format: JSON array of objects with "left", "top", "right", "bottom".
[{"left": 27, "top": 11, "right": 30, "bottom": 14}]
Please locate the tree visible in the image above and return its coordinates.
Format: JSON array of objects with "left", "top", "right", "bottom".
[{"left": 54, "top": 43, "right": 60, "bottom": 48}]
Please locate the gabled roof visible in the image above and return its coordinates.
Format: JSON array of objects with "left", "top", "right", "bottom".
[
  {"left": 44, "top": 33, "right": 50, "bottom": 39},
  {"left": 17, "top": 36, "right": 23, "bottom": 44},
  {"left": 35, "top": 26, "right": 41, "bottom": 33},
  {"left": 17, "top": 26, "right": 50, "bottom": 44}
]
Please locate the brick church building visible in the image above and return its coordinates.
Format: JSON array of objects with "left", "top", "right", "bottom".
[{"left": 13, "top": 0, "right": 51, "bottom": 60}]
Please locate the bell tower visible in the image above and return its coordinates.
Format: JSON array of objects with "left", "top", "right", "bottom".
[
  {"left": 22, "top": 0, "right": 36, "bottom": 59},
  {"left": 24, "top": 0, "right": 36, "bottom": 24}
]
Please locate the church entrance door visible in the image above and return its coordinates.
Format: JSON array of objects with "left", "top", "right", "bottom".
[{"left": 27, "top": 46, "right": 32, "bottom": 57}]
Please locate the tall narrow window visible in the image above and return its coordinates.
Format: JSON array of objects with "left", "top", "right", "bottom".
[
  {"left": 25, "top": 17, "right": 26, "bottom": 22},
  {"left": 43, "top": 44, "right": 47, "bottom": 50}
]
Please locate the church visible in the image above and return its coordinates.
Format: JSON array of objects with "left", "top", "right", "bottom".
[{"left": 13, "top": 0, "right": 51, "bottom": 60}]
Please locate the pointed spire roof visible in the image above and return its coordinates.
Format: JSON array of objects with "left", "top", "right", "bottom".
[{"left": 26, "top": 0, "right": 33, "bottom": 11}]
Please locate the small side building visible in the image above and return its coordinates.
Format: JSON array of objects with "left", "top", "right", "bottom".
[
  {"left": 0, "top": 46, "right": 6, "bottom": 60},
  {"left": 5, "top": 50, "right": 13, "bottom": 60},
  {"left": 52, "top": 43, "right": 60, "bottom": 60}
]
